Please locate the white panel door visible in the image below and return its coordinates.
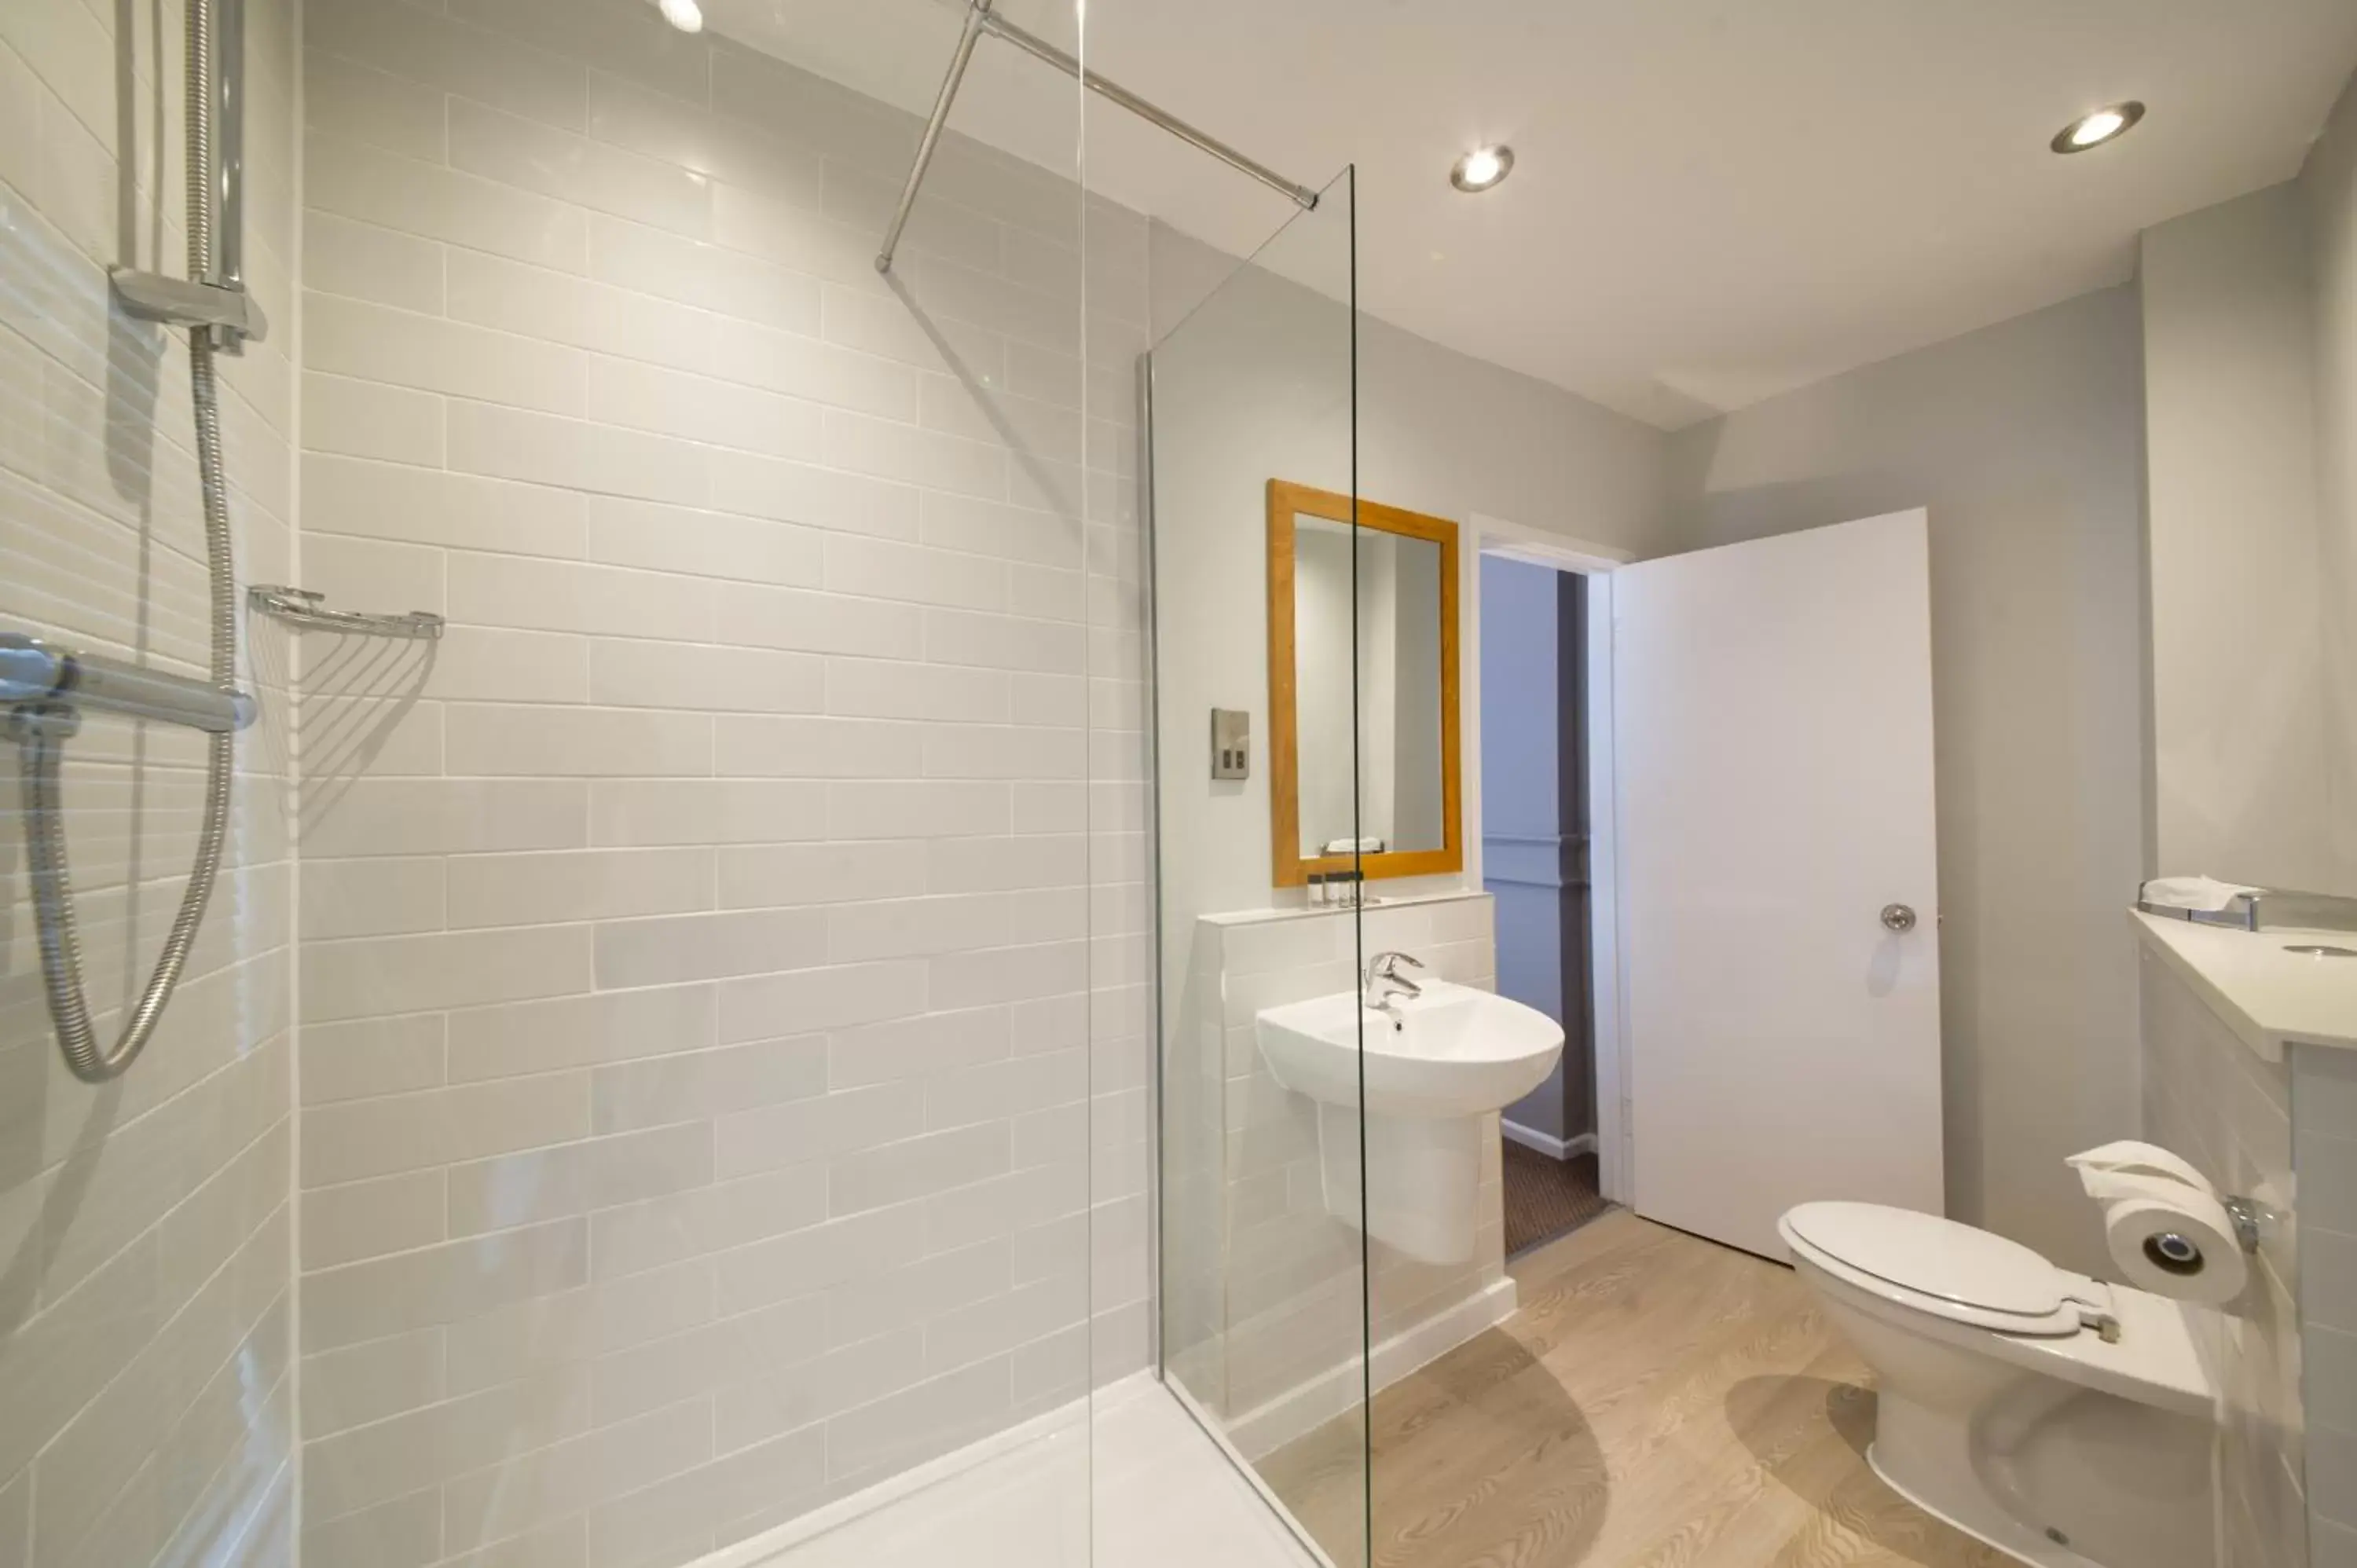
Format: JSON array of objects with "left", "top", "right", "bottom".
[{"left": 1616, "top": 510, "right": 1942, "bottom": 1258}]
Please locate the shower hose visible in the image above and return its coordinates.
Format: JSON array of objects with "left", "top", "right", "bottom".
[{"left": 13, "top": 0, "right": 237, "bottom": 1083}]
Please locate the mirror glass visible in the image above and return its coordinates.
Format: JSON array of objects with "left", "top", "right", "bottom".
[{"left": 1292, "top": 514, "right": 1448, "bottom": 859}]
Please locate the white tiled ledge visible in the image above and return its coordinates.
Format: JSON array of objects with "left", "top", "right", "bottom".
[
  {"left": 2132, "top": 908, "right": 2357, "bottom": 1061},
  {"left": 1200, "top": 888, "right": 1493, "bottom": 928}
]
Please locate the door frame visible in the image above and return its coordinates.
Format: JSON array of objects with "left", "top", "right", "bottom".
[{"left": 1466, "top": 513, "right": 1634, "bottom": 1203}]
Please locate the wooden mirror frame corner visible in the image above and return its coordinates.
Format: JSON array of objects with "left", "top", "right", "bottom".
[{"left": 1265, "top": 478, "right": 1464, "bottom": 888}]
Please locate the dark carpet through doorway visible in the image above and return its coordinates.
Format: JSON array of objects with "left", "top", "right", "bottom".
[{"left": 1502, "top": 1139, "right": 1609, "bottom": 1255}]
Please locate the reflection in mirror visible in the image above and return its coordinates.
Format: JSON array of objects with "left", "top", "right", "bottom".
[
  {"left": 1267, "top": 481, "right": 1461, "bottom": 886},
  {"left": 1292, "top": 517, "right": 1446, "bottom": 858}
]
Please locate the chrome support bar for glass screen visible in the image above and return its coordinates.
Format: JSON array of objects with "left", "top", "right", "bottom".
[
  {"left": 0, "top": 634, "right": 257, "bottom": 734},
  {"left": 876, "top": 0, "right": 1318, "bottom": 274},
  {"left": 980, "top": 13, "right": 1322, "bottom": 210},
  {"left": 876, "top": 0, "right": 998, "bottom": 274}
]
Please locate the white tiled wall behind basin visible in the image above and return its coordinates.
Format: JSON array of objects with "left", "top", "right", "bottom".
[
  {"left": 291, "top": 1, "right": 1151, "bottom": 1563},
  {"left": 1165, "top": 894, "right": 1502, "bottom": 1453},
  {"left": 0, "top": 0, "right": 303, "bottom": 1565},
  {"left": 2293, "top": 1046, "right": 2357, "bottom": 1568},
  {"left": 2139, "top": 950, "right": 2304, "bottom": 1568}
]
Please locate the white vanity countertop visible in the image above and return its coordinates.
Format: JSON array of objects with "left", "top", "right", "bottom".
[
  {"left": 2132, "top": 909, "right": 2357, "bottom": 1061},
  {"left": 1200, "top": 888, "right": 1491, "bottom": 928}
]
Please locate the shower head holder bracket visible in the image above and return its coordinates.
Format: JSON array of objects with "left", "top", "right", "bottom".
[{"left": 111, "top": 269, "right": 269, "bottom": 350}]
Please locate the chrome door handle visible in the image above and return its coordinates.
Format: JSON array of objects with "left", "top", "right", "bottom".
[{"left": 1880, "top": 903, "right": 1918, "bottom": 932}]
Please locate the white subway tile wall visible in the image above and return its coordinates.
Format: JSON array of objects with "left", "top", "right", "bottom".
[
  {"left": 1165, "top": 896, "right": 1502, "bottom": 1453},
  {"left": 2140, "top": 951, "right": 2304, "bottom": 1568},
  {"left": 0, "top": 0, "right": 302, "bottom": 1564},
  {"left": 2295, "top": 1046, "right": 2357, "bottom": 1566},
  {"left": 291, "top": 1, "right": 1149, "bottom": 1563}
]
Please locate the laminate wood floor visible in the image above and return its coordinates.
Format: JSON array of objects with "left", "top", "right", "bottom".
[{"left": 1256, "top": 1211, "right": 2011, "bottom": 1568}]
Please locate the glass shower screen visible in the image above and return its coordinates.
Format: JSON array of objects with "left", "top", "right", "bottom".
[{"left": 1147, "top": 166, "right": 1369, "bottom": 1567}]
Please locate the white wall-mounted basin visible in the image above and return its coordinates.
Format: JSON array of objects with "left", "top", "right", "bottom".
[
  {"left": 1256, "top": 980, "right": 1565, "bottom": 1262},
  {"left": 1256, "top": 980, "right": 1563, "bottom": 1119}
]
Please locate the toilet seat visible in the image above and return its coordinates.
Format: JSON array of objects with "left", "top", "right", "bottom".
[{"left": 1781, "top": 1202, "right": 2107, "bottom": 1336}]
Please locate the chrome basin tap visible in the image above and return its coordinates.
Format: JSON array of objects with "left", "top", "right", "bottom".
[{"left": 1362, "top": 951, "right": 1426, "bottom": 1020}]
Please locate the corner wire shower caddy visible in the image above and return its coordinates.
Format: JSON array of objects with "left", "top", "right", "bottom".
[{"left": 248, "top": 586, "right": 445, "bottom": 639}]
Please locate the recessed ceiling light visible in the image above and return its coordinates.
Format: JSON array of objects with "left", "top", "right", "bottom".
[
  {"left": 1450, "top": 145, "right": 1514, "bottom": 192},
  {"left": 2051, "top": 101, "right": 2144, "bottom": 154},
  {"left": 657, "top": 0, "right": 703, "bottom": 32}
]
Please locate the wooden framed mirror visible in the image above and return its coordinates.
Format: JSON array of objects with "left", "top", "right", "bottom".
[{"left": 1266, "top": 479, "right": 1463, "bottom": 888}]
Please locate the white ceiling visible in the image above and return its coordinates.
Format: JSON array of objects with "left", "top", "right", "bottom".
[{"left": 709, "top": 0, "right": 2357, "bottom": 430}]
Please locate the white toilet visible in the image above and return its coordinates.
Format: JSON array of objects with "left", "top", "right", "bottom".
[{"left": 1781, "top": 1200, "right": 2220, "bottom": 1568}]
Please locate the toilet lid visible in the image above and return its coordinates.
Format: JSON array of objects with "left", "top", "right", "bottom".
[{"left": 1783, "top": 1202, "right": 2069, "bottom": 1319}]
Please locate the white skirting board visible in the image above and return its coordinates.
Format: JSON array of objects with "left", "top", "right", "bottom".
[
  {"left": 1500, "top": 1121, "right": 1597, "bottom": 1161},
  {"left": 1225, "top": 1276, "right": 1520, "bottom": 1460}
]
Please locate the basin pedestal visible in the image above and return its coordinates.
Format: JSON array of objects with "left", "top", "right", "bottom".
[{"left": 1314, "top": 1105, "right": 1486, "bottom": 1263}]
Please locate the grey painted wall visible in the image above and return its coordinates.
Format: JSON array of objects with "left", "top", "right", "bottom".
[
  {"left": 2298, "top": 72, "right": 2357, "bottom": 1568},
  {"left": 2142, "top": 184, "right": 2333, "bottom": 892},
  {"left": 1146, "top": 214, "right": 1670, "bottom": 1010},
  {"left": 1150, "top": 222, "right": 1676, "bottom": 565},
  {"left": 1662, "top": 287, "right": 2150, "bottom": 1273},
  {"left": 1480, "top": 555, "right": 1593, "bottom": 1145},
  {"left": 2308, "top": 73, "right": 2357, "bottom": 899}
]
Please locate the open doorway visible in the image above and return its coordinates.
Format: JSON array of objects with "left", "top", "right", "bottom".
[{"left": 1477, "top": 552, "right": 1609, "bottom": 1254}]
